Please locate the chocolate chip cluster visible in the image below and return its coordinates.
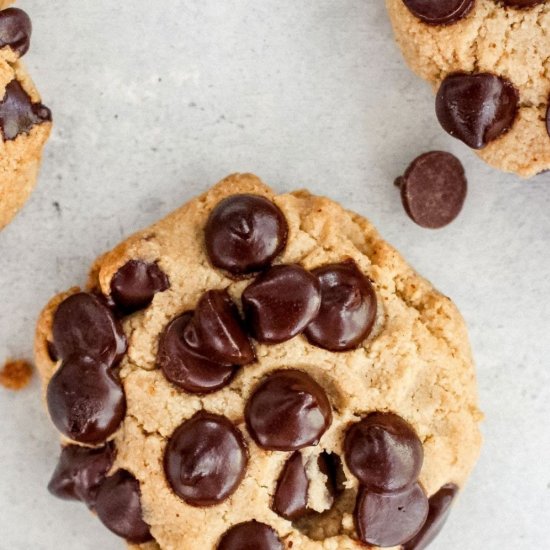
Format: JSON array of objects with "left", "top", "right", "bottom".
[{"left": 46, "top": 193, "right": 456, "bottom": 549}]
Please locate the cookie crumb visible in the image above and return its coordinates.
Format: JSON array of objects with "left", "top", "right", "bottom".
[{"left": 0, "top": 359, "right": 33, "bottom": 391}]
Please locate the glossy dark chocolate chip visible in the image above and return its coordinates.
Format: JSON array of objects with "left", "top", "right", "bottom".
[
  {"left": 273, "top": 452, "right": 309, "bottom": 520},
  {"left": 245, "top": 370, "right": 332, "bottom": 451},
  {"left": 110, "top": 260, "right": 169, "bottom": 312},
  {"left": 205, "top": 194, "right": 288, "bottom": 275},
  {"left": 95, "top": 470, "right": 152, "bottom": 544},
  {"left": 0, "top": 79, "right": 51, "bottom": 141},
  {"left": 242, "top": 264, "right": 321, "bottom": 344},
  {"left": 304, "top": 261, "right": 377, "bottom": 352},
  {"left": 404, "top": 484, "right": 459, "bottom": 550},
  {"left": 52, "top": 292, "right": 127, "bottom": 365},
  {"left": 355, "top": 483, "right": 429, "bottom": 547},
  {"left": 218, "top": 521, "right": 283, "bottom": 550},
  {"left": 164, "top": 412, "right": 248, "bottom": 506},
  {"left": 46, "top": 355, "right": 126, "bottom": 444},
  {"left": 501, "top": 0, "right": 545, "bottom": 7},
  {"left": 0, "top": 8, "right": 31, "bottom": 56},
  {"left": 48, "top": 442, "right": 116, "bottom": 508},
  {"left": 402, "top": 0, "right": 474, "bottom": 25},
  {"left": 318, "top": 451, "right": 346, "bottom": 499},
  {"left": 157, "top": 312, "right": 236, "bottom": 394},
  {"left": 345, "top": 412, "right": 423, "bottom": 493},
  {"left": 183, "top": 290, "right": 255, "bottom": 366},
  {"left": 395, "top": 151, "right": 467, "bottom": 229},
  {"left": 436, "top": 73, "right": 519, "bottom": 149}
]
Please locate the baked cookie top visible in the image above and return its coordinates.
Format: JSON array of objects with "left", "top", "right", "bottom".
[
  {"left": 386, "top": 0, "right": 550, "bottom": 178},
  {"left": 36, "top": 174, "right": 482, "bottom": 549}
]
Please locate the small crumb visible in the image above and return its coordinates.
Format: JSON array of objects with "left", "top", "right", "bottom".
[{"left": 0, "top": 359, "right": 33, "bottom": 391}]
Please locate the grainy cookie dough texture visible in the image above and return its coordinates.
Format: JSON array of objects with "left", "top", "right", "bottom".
[
  {"left": 386, "top": 0, "right": 550, "bottom": 177},
  {"left": 36, "top": 175, "right": 482, "bottom": 549}
]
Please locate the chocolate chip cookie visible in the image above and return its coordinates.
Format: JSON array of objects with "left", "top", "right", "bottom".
[
  {"left": 386, "top": 0, "right": 550, "bottom": 177},
  {"left": 0, "top": 2, "right": 52, "bottom": 229},
  {"left": 35, "top": 174, "right": 482, "bottom": 549}
]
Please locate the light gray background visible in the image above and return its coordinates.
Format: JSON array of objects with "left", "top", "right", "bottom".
[{"left": 0, "top": 1, "right": 548, "bottom": 549}]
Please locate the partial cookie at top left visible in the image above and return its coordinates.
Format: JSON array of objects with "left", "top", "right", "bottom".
[{"left": 0, "top": 3, "right": 52, "bottom": 230}]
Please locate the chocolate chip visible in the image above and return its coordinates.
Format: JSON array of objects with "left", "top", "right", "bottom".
[
  {"left": 0, "top": 8, "right": 32, "bottom": 56},
  {"left": 46, "top": 355, "right": 126, "bottom": 444},
  {"left": 304, "top": 261, "right": 377, "bottom": 352},
  {"left": 245, "top": 370, "right": 332, "bottom": 451},
  {"left": 395, "top": 151, "right": 467, "bottom": 229},
  {"left": 318, "top": 451, "right": 346, "bottom": 498},
  {"left": 272, "top": 452, "right": 309, "bottom": 520},
  {"left": 345, "top": 412, "right": 424, "bottom": 492},
  {"left": 47, "top": 442, "right": 116, "bottom": 509},
  {"left": 52, "top": 292, "right": 127, "bottom": 366},
  {"left": 501, "top": 0, "right": 545, "bottom": 7},
  {"left": 183, "top": 290, "right": 255, "bottom": 366},
  {"left": 403, "top": 483, "right": 459, "bottom": 550},
  {"left": 205, "top": 194, "right": 288, "bottom": 275},
  {"left": 164, "top": 411, "right": 248, "bottom": 506},
  {"left": 218, "top": 521, "right": 283, "bottom": 550},
  {"left": 0, "top": 80, "right": 51, "bottom": 141},
  {"left": 354, "top": 483, "right": 429, "bottom": 547},
  {"left": 95, "top": 470, "right": 152, "bottom": 544},
  {"left": 402, "top": 0, "right": 474, "bottom": 25},
  {"left": 110, "top": 260, "right": 170, "bottom": 312},
  {"left": 436, "top": 73, "right": 519, "bottom": 149},
  {"left": 242, "top": 264, "right": 321, "bottom": 344},
  {"left": 157, "top": 312, "right": 236, "bottom": 394}
]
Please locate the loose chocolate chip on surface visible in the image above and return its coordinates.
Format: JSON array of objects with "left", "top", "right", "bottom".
[
  {"left": 501, "top": 0, "right": 545, "bottom": 7},
  {"left": 46, "top": 355, "right": 126, "bottom": 444},
  {"left": 218, "top": 521, "right": 284, "bottom": 550},
  {"left": 304, "top": 261, "right": 377, "bottom": 352},
  {"left": 273, "top": 452, "right": 309, "bottom": 520},
  {"left": 395, "top": 151, "right": 467, "bottom": 229},
  {"left": 164, "top": 411, "right": 248, "bottom": 506},
  {"left": 245, "top": 369, "right": 332, "bottom": 451},
  {"left": 355, "top": 483, "right": 429, "bottom": 547},
  {"left": 183, "top": 290, "right": 255, "bottom": 366},
  {"left": 157, "top": 312, "right": 236, "bottom": 394},
  {"left": 345, "top": 412, "right": 424, "bottom": 492},
  {"left": 402, "top": 0, "right": 474, "bottom": 25},
  {"left": 48, "top": 442, "right": 116, "bottom": 508},
  {"left": 242, "top": 264, "right": 321, "bottom": 344},
  {"left": 205, "top": 194, "right": 288, "bottom": 275},
  {"left": 404, "top": 484, "right": 459, "bottom": 550},
  {"left": 436, "top": 73, "right": 519, "bottom": 149},
  {"left": 110, "top": 260, "right": 169, "bottom": 312},
  {"left": 52, "top": 292, "right": 127, "bottom": 365},
  {"left": 0, "top": 79, "right": 51, "bottom": 141},
  {"left": 0, "top": 8, "right": 32, "bottom": 56},
  {"left": 95, "top": 470, "right": 152, "bottom": 544}
]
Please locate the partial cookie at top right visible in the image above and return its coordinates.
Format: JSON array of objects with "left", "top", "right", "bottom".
[{"left": 386, "top": 0, "right": 550, "bottom": 177}]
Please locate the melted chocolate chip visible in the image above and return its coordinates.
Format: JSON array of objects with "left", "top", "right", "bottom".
[
  {"left": 164, "top": 412, "right": 248, "bottom": 506},
  {"left": 46, "top": 355, "right": 126, "bottom": 444},
  {"left": 395, "top": 151, "right": 467, "bottom": 229},
  {"left": 52, "top": 292, "right": 127, "bottom": 365},
  {"left": 355, "top": 483, "right": 429, "bottom": 547},
  {"left": 404, "top": 484, "right": 459, "bottom": 550},
  {"left": 0, "top": 80, "right": 51, "bottom": 141},
  {"left": 304, "top": 261, "right": 377, "bottom": 352},
  {"left": 345, "top": 412, "right": 424, "bottom": 492},
  {"left": 318, "top": 452, "right": 346, "bottom": 499},
  {"left": 0, "top": 8, "right": 31, "bottom": 56},
  {"left": 218, "top": 521, "right": 283, "bottom": 550},
  {"left": 245, "top": 370, "right": 332, "bottom": 451},
  {"left": 48, "top": 442, "right": 116, "bottom": 508},
  {"left": 157, "top": 312, "right": 236, "bottom": 394},
  {"left": 436, "top": 73, "right": 519, "bottom": 149},
  {"left": 501, "top": 0, "right": 545, "bottom": 7},
  {"left": 110, "top": 260, "right": 169, "bottom": 312},
  {"left": 183, "top": 290, "right": 255, "bottom": 366},
  {"left": 95, "top": 470, "right": 152, "bottom": 544},
  {"left": 402, "top": 0, "right": 474, "bottom": 25},
  {"left": 205, "top": 194, "right": 288, "bottom": 275},
  {"left": 272, "top": 452, "right": 309, "bottom": 520},
  {"left": 242, "top": 264, "right": 321, "bottom": 344}
]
